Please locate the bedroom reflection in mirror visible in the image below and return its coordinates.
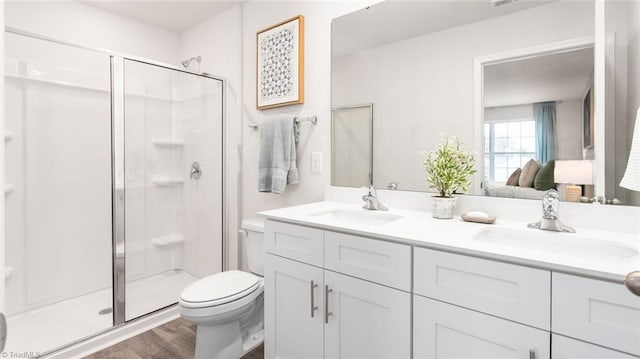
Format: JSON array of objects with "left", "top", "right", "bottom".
[{"left": 482, "top": 46, "right": 595, "bottom": 202}]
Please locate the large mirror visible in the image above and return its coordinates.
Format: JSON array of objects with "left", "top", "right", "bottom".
[{"left": 331, "top": 0, "right": 640, "bottom": 206}]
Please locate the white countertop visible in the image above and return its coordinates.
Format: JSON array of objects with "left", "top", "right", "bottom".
[{"left": 259, "top": 201, "right": 640, "bottom": 282}]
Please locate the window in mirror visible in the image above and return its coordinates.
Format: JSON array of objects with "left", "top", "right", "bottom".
[{"left": 485, "top": 119, "right": 536, "bottom": 182}]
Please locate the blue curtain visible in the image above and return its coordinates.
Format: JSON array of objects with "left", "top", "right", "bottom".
[{"left": 534, "top": 102, "right": 556, "bottom": 163}]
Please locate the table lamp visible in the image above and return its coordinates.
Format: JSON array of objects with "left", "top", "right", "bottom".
[{"left": 554, "top": 160, "right": 594, "bottom": 202}]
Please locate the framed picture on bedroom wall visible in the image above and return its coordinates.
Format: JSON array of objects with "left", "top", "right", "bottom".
[
  {"left": 582, "top": 86, "right": 594, "bottom": 152},
  {"left": 256, "top": 15, "right": 305, "bottom": 110}
]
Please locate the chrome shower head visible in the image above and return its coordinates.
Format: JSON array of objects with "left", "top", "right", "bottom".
[{"left": 181, "top": 56, "right": 202, "bottom": 69}]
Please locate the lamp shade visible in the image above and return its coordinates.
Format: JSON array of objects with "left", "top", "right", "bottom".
[
  {"left": 554, "top": 160, "right": 594, "bottom": 185},
  {"left": 620, "top": 108, "right": 640, "bottom": 192}
]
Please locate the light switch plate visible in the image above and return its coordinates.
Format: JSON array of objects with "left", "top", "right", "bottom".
[{"left": 311, "top": 152, "right": 323, "bottom": 173}]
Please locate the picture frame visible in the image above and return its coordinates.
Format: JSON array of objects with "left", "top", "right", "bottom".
[
  {"left": 256, "top": 15, "right": 305, "bottom": 110},
  {"left": 582, "top": 86, "right": 594, "bottom": 150}
]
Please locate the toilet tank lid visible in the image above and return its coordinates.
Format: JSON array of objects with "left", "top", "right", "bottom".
[{"left": 241, "top": 218, "right": 264, "bottom": 233}]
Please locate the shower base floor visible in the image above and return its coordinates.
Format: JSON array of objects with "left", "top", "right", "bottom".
[{"left": 4, "top": 269, "right": 199, "bottom": 357}]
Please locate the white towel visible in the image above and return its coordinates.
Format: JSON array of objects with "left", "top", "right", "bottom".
[
  {"left": 258, "top": 116, "right": 299, "bottom": 194},
  {"left": 620, "top": 107, "right": 640, "bottom": 191}
]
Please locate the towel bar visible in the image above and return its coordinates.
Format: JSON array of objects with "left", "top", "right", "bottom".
[{"left": 248, "top": 115, "right": 318, "bottom": 129}]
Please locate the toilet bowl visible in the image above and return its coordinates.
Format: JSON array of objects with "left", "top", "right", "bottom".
[{"left": 179, "top": 219, "right": 265, "bottom": 359}]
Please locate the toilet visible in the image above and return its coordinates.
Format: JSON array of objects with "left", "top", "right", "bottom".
[{"left": 179, "top": 219, "right": 265, "bottom": 359}]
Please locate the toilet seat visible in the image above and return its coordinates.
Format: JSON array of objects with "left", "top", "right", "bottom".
[{"left": 180, "top": 270, "right": 261, "bottom": 309}]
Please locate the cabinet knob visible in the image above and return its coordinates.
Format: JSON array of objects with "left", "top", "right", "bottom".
[{"left": 625, "top": 271, "right": 640, "bottom": 297}]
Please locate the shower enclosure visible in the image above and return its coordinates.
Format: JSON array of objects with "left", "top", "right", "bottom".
[{"left": 3, "top": 29, "right": 224, "bottom": 355}]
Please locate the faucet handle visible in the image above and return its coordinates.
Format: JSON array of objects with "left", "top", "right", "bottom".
[{"left": 362, "top": 185, "right": 376, "bottom": 196}]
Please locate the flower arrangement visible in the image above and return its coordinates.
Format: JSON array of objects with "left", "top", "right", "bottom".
[{"left": 422, "top": 136, "right": 477, "bottom": 198}]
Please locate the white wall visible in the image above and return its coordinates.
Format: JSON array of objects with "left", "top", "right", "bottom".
[
  {"left": 333, "top": 1, "right": 595, "bottom": 192},
  {"left": 235, "top": 1, "right": 376, "bottom": 268},
  {"left": 556, "top": 100, "right": 583, "bottom": 160},
  {"left": 5, "top": 1, "right": 180, "bottom": 64},
  {"left": 241, "top": 1, "right": 375, "bottom": 214}
]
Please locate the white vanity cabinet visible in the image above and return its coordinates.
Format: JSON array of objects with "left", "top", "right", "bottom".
[
  {"left": 263, "top": 216, "right": 640, "bottom": 359},
  {"left": 264, "top": 220, "right": 412, "bottom": 359}
]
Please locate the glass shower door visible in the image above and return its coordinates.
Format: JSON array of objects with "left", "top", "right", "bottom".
[
  {"left": 123, "top": 60, "right": 223, "bottom": 320},
  {"left": 4, "top": 32, "right": 113, "bottom": 354}
]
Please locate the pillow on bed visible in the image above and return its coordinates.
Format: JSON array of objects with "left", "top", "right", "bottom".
[
  {"left": 534, "top": 160, "right": 555, "bottom": 191},
  {"left": 506, "top": 168, "right": 522, "bottom": 186},
  {"left": 519, "top": 159, "right": 541, "bottom": 187}
]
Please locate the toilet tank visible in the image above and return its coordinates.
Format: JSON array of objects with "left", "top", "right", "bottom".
[{"left": 241, "top": 218, "right": 265, "bottom": 276}]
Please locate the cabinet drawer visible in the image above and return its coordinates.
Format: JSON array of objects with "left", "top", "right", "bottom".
[
  {"left": 552, "top": 273, "right": 640, "bottom": 356},
  {"left": 552, "top": 334, "right": 639, "bottom": 359},
  {"left": 324, "top": 231, "right": 411, "bottom": 291},
  {"left": 264, "top": 220, "right": 323, "bottom": 267},
  {"left": 414, "top": 295, "right": 550, "bottom": 359},
  {"left": 414, "top": 247, "right": 551, "bottom": 329}
]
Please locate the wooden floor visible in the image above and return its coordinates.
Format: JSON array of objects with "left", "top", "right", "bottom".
[{"left": 83, "top": 318, "right": 264, "bottom": 359}]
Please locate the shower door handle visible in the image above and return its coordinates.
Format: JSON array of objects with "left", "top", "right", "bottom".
[{"left": 0, "top": 312, "right": 7, "bottom": 352}]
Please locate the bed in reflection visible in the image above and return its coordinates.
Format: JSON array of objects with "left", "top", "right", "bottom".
[{"left": 484, "top": 181, "right": 547, "bottom": 200}]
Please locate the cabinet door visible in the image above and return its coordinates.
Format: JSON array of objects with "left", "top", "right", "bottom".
[
  {"left": 324, "top": 271, "right": 411, "bottom": 359},
  {"left": 552, "top": 334, "right": 639, "bottom": 358},
  {"left": 414, "top": 295, "right": 550, "bottom": 359},
  {"left": 265, "top": 254, "right": 324, "bottom": 359}
]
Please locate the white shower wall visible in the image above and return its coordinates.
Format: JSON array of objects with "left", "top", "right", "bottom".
[
  {"left": 123, "top": 61, "right": 222, "bottom": 320},
  {"left": 4, "top": 33, "right": 113, "bottom": 316}
]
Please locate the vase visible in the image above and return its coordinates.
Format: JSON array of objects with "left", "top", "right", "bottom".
[{"left": 431, "top": 196, "right": 457, "bottom": 219}]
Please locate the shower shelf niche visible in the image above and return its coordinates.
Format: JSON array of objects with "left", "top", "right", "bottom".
[
  {"left": 150, "top": 176, "right": 185, "bottom": 187},
  {"left": 151, "top": 234, "right": 185, "bottom": 248},
  {"left": 151, "top": 139, "right": 185, "bottom": 148}
]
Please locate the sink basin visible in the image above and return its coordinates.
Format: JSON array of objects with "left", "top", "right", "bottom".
[
  {"left": 472, "top": 227, "right": 639, "bottom": 261},
  {"left": 309, "top": 209, "right": 403, "bottom": 225}
]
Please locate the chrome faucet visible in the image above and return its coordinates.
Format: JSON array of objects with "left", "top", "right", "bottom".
[
  {"left": 528, "top": 189, "right": 575, "bottom": 233},
  {"left": 362, "top": 185, "right": 388, "bottom": 211}
]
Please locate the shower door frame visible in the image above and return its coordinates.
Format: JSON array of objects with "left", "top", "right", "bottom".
[{"left": 4, "top": 26, "right": 227, "bottom": 333}]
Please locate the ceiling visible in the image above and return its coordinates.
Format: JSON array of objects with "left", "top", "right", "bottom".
[
  {"left": 484, "top": 47, "right": 594, "bottom": 108},
  {"left": 332, "top": 0, "right": 554, "bottom": 58},
  {"left": 82, "top": 0, "right": 240, "bottom": 33}
]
